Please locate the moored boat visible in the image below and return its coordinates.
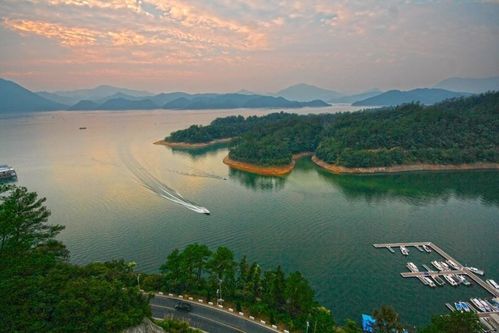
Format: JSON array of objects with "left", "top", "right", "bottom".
[
  {"left": 422, "top": 244, "right": 432, "bottom": 253},
  {"left": 432, "top": 274, "right": 445, "bottom": 286},
  {"left": 470, "top": 298, "right": 486, "bottom": 312},
  {"left": 423, "top": 277, "right": 436, "bottom": 287},
  {"left": 444, "top": 275, "right": 458, "bottom": 286},
  {"left": 446, "top": 259, "right": 460, "bottom": 270},
  {"left": 440, "top": 261, "right": 450, "bottom": 271},
  {"left": 466, "top": 267, "right": 484, "bottom": 275},
  {"left": 407, "top": 262, "right": 419, "bottom": 272},
  {"left": 455, "top": 275, "right": 471, "bottom": 286},
  {"left": 416, "top": 245, "right": 424, "bottom": 252},
  {"left": 486, "top": 279, "right": 499, "bottom": 289},
  {"left": 0, "top": 165, "right": 17, "bottom": 180},
  {"left": 387, "top": 246, "right": 395, "bottom": 253},
  {"left": 431, "top": 261, "right": 443, "bottom": 271},
  {"left": 400, "top": 246, "right": 409, "bottom": 256}
]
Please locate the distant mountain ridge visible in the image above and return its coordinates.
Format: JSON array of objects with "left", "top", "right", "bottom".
[
  {"left": 38, "top": 85, "right": 152, "bottom": 105},
  {"left": 434, "top": 76, "right": 499, "bottom": 94},
  {"left": 352, "top": 88, "right": 470, "bottom": 106},
  {"left": 0, "top": 78, "right": 65, "bottom": 113},
  {"left": 276, "top": 83, "right": 343, "bottom": 102}
]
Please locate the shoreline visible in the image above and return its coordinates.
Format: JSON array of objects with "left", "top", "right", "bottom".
[
  {"left": 311, "top": 155, "right": 499, "bottom": 174},
  {"left": 154, "top": 138, "right": 232, "bottom": 149},
  {"left": 223, "top": 152, "right": 313, "bottom": 176}
]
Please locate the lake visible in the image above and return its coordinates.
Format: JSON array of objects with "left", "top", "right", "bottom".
[{"left": 1, "top": 106, "right": 498, "bottom": 327}]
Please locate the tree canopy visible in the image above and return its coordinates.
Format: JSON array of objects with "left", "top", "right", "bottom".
[{"left": 166, "top": 93, "right": 499, "bottom": 167}]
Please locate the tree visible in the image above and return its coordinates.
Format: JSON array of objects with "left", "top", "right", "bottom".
[
  {"left": 341, "top": 319, "right": 363, "bottom": 333},
  {"left": 208, "top": 246, "right": 236, "bottom": 298},
  {"left": 309, "top": 306, "right": 335, "bottom": 332},
  {"left": 284, "top": 271, "right": 315, "bottom": 319},
  {"left": 420, "top": 311, "right": 482, "bottom": 333},
  {"left": 0, "top": 185, "right": 64, "bottom": 256},
  {"left": 372, "top": 305, "right": 404, "bottom": 333}
]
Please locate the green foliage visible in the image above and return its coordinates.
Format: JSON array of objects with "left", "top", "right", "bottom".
[
  {"left": 420, "top": 311, "right": 482, "bottom": 333},
  {"left": 159, "top": 244, "right": 334, "bottom": 331},
  {"left": 154, "top": 317, "right": 202, "bottom": 333},
  {"left": 167, "top": 93, "right": 499, "bottom": 167},
  {"left": 0, "top": 185, "right": 150, "bottom": 333},
  {"left": 372, "top": 305, "right": 404, "bottom": 332}
]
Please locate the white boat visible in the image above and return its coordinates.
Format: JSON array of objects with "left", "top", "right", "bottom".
[
  {"left": 431, "top": 274, "right": 445, "bottom": 286},
  {"left": 466, "top": 267, "right": 484, "bottom": 275},
  {"left": 400, "top": 246, "right": 409, "bottom": 256},
  {"left": 440, "top": 261, "right": 450, "bottom": 271},
  {"left": 407, "top": 262, "right": 419, "bottom": 272},
  {"left": 416, "top": 245, "right": 424, "bottom": 252},
  {"left": 423, "top": 277, "right": 436, "bottom": 287},
  {"left": 486, "top": 279, "right": 499, "bottom": 289},
  {"left": 446, "top": 259, "right": 460, "bottom": 270},
  {"left": 478, "top": 299, "right": 492, "bottom": 312},
  {"left": 422, "top": 244, "right": 432, "bottom": 253},
  {"left": 387, "top": 246, "right": 395, "bottom": 253},
  {"left": 0, "top": 165, "right": 17, "bottom": 180},
  {"left": 456, "top": 275, "right": 471, "bottom": 286},
  {"left": 444, "top": 275, "right": 458, "bottom": 286},
  {"left": 470, "top": 298, "right": 486, "bottom": 312},
  {"left": 431, "top": 261, "right": 443, "bottom": 271}
]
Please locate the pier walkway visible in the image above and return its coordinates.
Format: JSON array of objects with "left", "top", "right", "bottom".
[{"left": 373, "top": 241, "right": 499, "bottom": 297}]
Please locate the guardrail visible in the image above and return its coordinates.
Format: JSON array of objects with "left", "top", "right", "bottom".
[{"left": 154, "top": 291, "right": 287, "bottom": 333}]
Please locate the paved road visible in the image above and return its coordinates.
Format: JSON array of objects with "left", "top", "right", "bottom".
[{"left": 150, "top": 294, "right": 279, "bottom": 333}]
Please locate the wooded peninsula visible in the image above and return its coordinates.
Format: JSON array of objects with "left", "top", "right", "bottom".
[{"left": 163, "top": 92, "right": 499, "bottom": 175}]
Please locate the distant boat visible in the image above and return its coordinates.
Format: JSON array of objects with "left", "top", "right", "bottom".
[
  {"left": 400, "top": 246, "right": 409, "bottom": 256},
  {"left": 0, "top": 165, "right": 17, "bottom": 180},
  {"left": 422, "top": 244, "right": 432, "bottom": 253},
  {"left": 79, "top": 127, "right": 87, "bottom": 130}
]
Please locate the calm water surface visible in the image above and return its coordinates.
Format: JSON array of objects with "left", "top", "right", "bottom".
[{"left": 1, "top": 107, "right": 498, "bottom": 327}]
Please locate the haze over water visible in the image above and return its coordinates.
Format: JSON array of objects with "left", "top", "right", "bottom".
[{"left": 1, "top": 107, "right": 498, "bottom": 326}]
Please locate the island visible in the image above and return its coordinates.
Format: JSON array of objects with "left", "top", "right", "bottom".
[{"left": 159, "top": 92, "right": 499, "bottom": 175}]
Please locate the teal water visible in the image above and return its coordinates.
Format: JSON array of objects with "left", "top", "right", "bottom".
[{"left": 1, "top": 108, "right": 498, "bottom": 327}]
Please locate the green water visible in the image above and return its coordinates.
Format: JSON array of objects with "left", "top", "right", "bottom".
[{"left": 1, "top": 109, "right": 498, "bottom": 327}]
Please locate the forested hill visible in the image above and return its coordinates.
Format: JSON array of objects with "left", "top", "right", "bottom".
[{"left": 166, "top": 93, "right": 499, "bottom": 168}]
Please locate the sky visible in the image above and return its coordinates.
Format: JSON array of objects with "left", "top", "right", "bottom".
[{"left": 0, "top": 0, "right": 498, "bottom": 93}]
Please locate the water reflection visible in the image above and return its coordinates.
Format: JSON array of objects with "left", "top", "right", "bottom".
[
  {"left": 229, "top": 168, "right": 287, "bottom": 192},
  {"left": 316, "top": 168, "right": 499, "bottom": 206},
  {"left": 169, "top": 143, "right": 230, "bottom": 161}
]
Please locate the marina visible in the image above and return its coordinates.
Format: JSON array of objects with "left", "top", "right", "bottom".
[{"left": 374, "top": 241, "right": 499, "bottom": 331}]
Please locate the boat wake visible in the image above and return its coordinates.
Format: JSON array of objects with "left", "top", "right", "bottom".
[
  {"left": 164, "top": 167, "right": 226, "bottom": 181},
  {"left": 120, "top": 149, "right": 210, "bottom": 215}
]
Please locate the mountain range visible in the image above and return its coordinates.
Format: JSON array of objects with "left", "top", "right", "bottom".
[
  {"left": 1, "top": 76, "right": 497, "bottom": 113},
  {"left": 352, "top": 88, "right": 470, "bottom": 106}
]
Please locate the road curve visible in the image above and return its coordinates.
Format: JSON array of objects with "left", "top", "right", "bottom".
[{"left": 150, "top": 294, "right": 281, "bottom": 333}]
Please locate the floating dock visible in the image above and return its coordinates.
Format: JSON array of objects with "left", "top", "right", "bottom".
[{"left": 373, "top": 242, "right": 499, "bottom": 297}]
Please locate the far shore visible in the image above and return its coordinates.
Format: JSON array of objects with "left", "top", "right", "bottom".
[
  {"left": 154, "top": 137, "right": 232, "bottom": 149},
  {"left": 223, "top": 152, "right": 313, "bottom": 176},
  {"left": 311, "top": 155, "right": 499, "bottom": 174}
]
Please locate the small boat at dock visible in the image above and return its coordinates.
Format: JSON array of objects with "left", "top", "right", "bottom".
[
  {"left": 387, "top": 246, "right": 395, "bottom": 253},
  {"left": 432, "top": 275, "right": 446, "bottom": 286},
  {"left": 455, "top": 275, "right": 471, "bottom": 286},
  {"left": 407, "top": 262, "right": 419, "bottom": 272},
  {"left": 423, "top": 277, "right": 436, "bottom": 287},
  {"left": 466, "top": 267, "right": 484, "bottom": 275},
  {"left": 422, "top": 244, "right": 432, "bottom": 253},
  {"left": 431, "top": 261, "right": 443, "bottom": 271},
  {"left": 440, "top": 261, "right": 450, "bottom": 271},
  {"left": 486, "top": 279, "right": 499, "bottom": 289},
  {"left": 446, "top": 259, "right": 460, "bottom": 270},
  {"left": 400, "top": 246, "right": 409, "bottom": 256},
  {"left": 470, "top": 298, "right": 486, "bottom": 312},
  {"left": 445, "top": 303, "right": 455, "bottom": 312},
  {"left": 444, "top": 275, "right": 458, "bottom": 286},
  {"left": 415, "top": 245, "right": 424, "bottom": 252}
]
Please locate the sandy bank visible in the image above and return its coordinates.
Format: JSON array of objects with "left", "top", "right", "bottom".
[
  {"left": 223, "top": 152, "right": 313, "bottom": 176},
  {"left": 312, "top": 155, "right": 499, "bottom": 174},
  {"left": 154, "top": 138, "right": 232, "bottom": 149}
]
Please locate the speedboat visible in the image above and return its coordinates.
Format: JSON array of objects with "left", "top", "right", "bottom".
[
  {"left": 0, "top": 165, "right": 17, "bottom": 180},
  {"left": 407, "top": 262, "right": 419, "bottom": 272},
  {"left": 455, "top": 275, "right": 471, "bottom": 286},
  {"left": 440, "top": 261, "right": 450, "bottom": 271},
  {"left": 431, "top": 261, "right": 443, "bottom": 271},
  {"left": 478, "top": 299, "right": 492, "bottom": 312},
  {"left": 400, "top": 246, "right": 409, "bottom": 256},
  {"left": 422, "top": 244, "right": 432, "bottom": 253},
  {"left": 466, "top": 267, "right": 484, "bottom": 275},
  {"left": 470, "top": 298, "right": 486, "bottom": 312},
  {"left": 460, "top": 302, "right": 471, "bottom": 312},
  {"left": 432, "top": 275, "right": 445, "bottom": 286},
  {"left": 444, "top": 275, "right": 458, "bottom": 286},
  {"left": 486, "top": 279, "right": 499, "bottom": 289},
  {"left": 416, "top": 245, "right": 424, "bottom": 252},
  {"left": 446, "top": 259, "right": 460, "bottom": 270},
  {"left": 454, "top": 302, "right": 463, "bottom": 312},
  {"left": 423, "top": 277, "right": 436, "bottom": 287}
]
